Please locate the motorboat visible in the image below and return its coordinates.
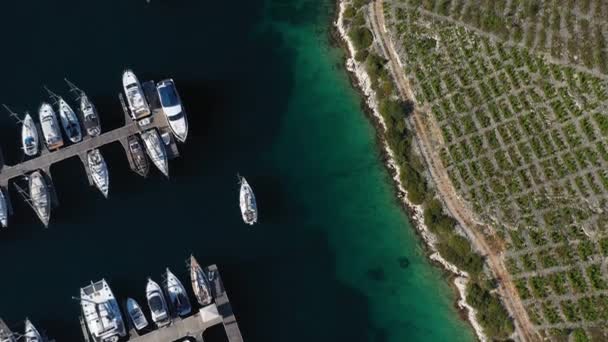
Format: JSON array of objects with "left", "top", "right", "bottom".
[
  {"left": 123, "top": 70, "right": 150, "bottom": 119},
  {"left": 157, "top": 79, "right": 188, "bottom": 142},
  {"left": 189, "top": 255, "right": 213, "bottom": 306},
  {"left": 126, "top": 298, "right": 148, "bottom": 331},
  {"left": 58, "top": 97, "right": 82, "bottom": 143},
  {"left": 127, "top": 135, "right": 149, "bottom": 177},
  {"left": 0, "top": 189, "right": 7, "bottom": 228},
  {"left": 164, "top": 268, "right": 191, "bottom": 317},
  {"left": 24, "top": 318, "right": 43, "bottom": 342},
  {"left": 38, "top": 103, "right": 64, "bottom": 150},
  {"left": 28, "top": 171, "right": 50, "bottom": 227},
  {"left": 141, "top": 129, "right": 168, "bottom": 177},
  {"left": 146, "top": 278, "right": 170, "bottom": 328},
  {"left": 87, "top": 149, "right": 109, "bottom": 198},
  {"left": 22, "top": 113, "right": 39, "bottom": 156},
  {"left": 80, "top": 279, "right": 126, "bottom": 342},
  {"left": 239, "top": 175, "right": 258, "bottom": 225}
]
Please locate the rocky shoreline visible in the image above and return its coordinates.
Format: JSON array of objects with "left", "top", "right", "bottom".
[{"left": 332, "top": 1, "right": 487, "bottom": 340}]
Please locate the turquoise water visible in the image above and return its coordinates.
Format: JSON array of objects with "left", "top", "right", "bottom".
[{"left": 0, "top": 0, "right": 473, "bottom": 341}]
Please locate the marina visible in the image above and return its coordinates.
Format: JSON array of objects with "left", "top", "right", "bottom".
[{"left": 0, "top": 72, "right": 184, "bottom": 226}]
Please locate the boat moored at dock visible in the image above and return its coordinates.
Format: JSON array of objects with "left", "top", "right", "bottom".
[
  {"left": 146, "top": 278, "right": 170, "bottom": 328},
  {"left": 58, "top": 97, "right": 82, "bottom": 143},
  {"left": 65, "top": 79, "right": 101, "bottom": 137},
  {"left": 123, "top": 70, "right": 150, "bottom": 119},
  {"left": 127, "top": 135, "right": 149, "bottom": 177},
  {"left": 157, "top": 79, "right": 188, "bottom": 142},
  {"left": 87, "top": 149, "right": 109, "bottom": 198},
  {"left": 80, "top": 279, "right": 126, "bottom": 342},
  {"left": 190, "top": 255, "right": 213, "bottom": 306},
  {"left": 0, "top": 189, "right": 7, "bottom": 228},
  {"left": 126, "top": 298, "right": 148, "bottom": 331},
  {"left": 141, "top": 129, "right": 169, "bottom": 177},
  {"left": 239, "top": 176, "right": 258, "bottom": 225},
  {"left": 24, "top": 318, "right": 43, "bottom": 342},
  {"left": 38, "top": 103, "right": 64, "bottom": 150},
  {"left": 28, "top": 171, "right": 50, "bottom": 227},
  {"left": 164, "top": 268, "right": 191, "bottom": 317},
  {"left": 22, "top": 113, "right": 39, "bottom": 156}
]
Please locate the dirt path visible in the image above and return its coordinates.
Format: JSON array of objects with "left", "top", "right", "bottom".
[{"left": 371, "top": 1, "right": 539, "bottom": 340}]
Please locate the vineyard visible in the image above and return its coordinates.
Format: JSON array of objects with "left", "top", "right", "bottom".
[{"left": 383, "top": 0, "right": 608, "bottom": 340}]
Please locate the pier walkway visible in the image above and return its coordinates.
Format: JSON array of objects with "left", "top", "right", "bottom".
[
  {"left": 0, "top": 80, "right": 181, "bottom": 217},
  {"left": 127, "top": 264, "right": 244, "bottom": 342}
]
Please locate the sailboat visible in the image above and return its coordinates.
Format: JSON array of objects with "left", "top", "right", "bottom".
[
  {"left": 238, "top": 175, "right": 258, "bottom": 225},
  {"left": 3, "top": 105, "right": 39, "bottom": 156},
  {"left": 164, "top": 268, "right": 191, "bottom": 317},
  {"left": 29, "top": 171, "right": 50, "bottom": 227},
  {"left": 24, "top": 318, "right": 44, "bottom": 342},
  {"left": 87, "top": 149, "right": 109, "bottom": 198},
  {"left": 65, "top": 79, "right": 101, "bottom": 137},
  {"left": 38, "top": 102, "right": 64, "bottom": 150},
  {"left": 189, "top": 255, "right": 213, "bottom": 306},
  {"left": 141, "top": 129, "right": 169, "bottom": 177}
]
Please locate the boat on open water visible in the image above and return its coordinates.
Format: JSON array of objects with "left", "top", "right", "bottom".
[
  {"left": 80, "top": 279, "right": 126, "bottom": 342},
  {"left": 29, "top": 171, "right": 50, "bottom": 227},
  {"left": 123, "top": 70, "right": 150, "bottom": 119},
  {"left": 146, "top": 278, "right": 170, "bottom": 328},
  {"left": 87, "top": 149, "right": 109, "bottom": 198},
  {"left": 164, "top": 268, "right": 191, "bottom": 317},
  {"left": 189, "top": 255, "right": 213, "bottom": 306},
  {"left": 38, "top": 103, "right": 63, "bottom": 150},
  {"left": 126, "top": 298, "right": 148, "bottom": 331},
  {"left": 157, "top": 79, "right": 188, "bottom": 142},
  {"left": 239, "top": 175, "right": 258, "bottom": 225},
  {"left": 141, "top": 129, "right": 168, "bottom": 177}
]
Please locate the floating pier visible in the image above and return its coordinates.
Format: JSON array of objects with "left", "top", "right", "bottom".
[
  {"left": 79, "top": 264, "right": 243, "bottom": 342},
  {"left": 0, "top": 78, "right": 181, "bottom": 224}
]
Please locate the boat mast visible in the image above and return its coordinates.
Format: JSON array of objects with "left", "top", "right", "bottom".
[
  {"left": 2, "top": 104, "right": 22, "bottom": 124},
  {"left": 43, "top": 86, "right": 61, "bottom": 104},
  {"left": 64, "top": 78, "right": 84, "bottom": 100}
]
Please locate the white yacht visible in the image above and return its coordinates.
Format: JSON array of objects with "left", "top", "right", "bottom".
[
  {"left": 24, "top": 318, "right": 43, "bottom": 342},
  {"left": 0, "top": 189, "right": 7, "bottom": 228},
  {"left": 38, "top": 103, "right": 64, "bottom": 150},
  {"left": 122, "top": 70, "right": 150, "bottom": 119},
  {"left": 164, "top": 268, "right": 191, "bottom": 317},
  {"left": 22, "top": 113, "right": 39, "bottom": 156},
  {"left": 87, "top": 149, "right": 109, "bottom": 198},
  {"left": 58, "top": 97, "right": 82, "bottom": 143},
  {"left": 146, "top": 278, "right": 170, "bottom": 328},
  {"left": 126, "top": 298, "right": 148, "bottom": 331},
  {"left": 239, "top": 176, "right": 258, "bottom": 225},
  {"left": 127, "top": 135, "right": 149, "bottom": 177},
  {"left": 157, "top": 79, "right": 188, "bottom": 142},
  {"left": 29, "top": 171, "right": 50, "bottom": 227},
  {"left": 141, "top": 129, "right": 168, "bottom": 177},
  {"left": 189, "top": 255, "right": 213, "bottom": 306},
  {"left": 80, "top": 279, "right": 126, "bottom": 342}
]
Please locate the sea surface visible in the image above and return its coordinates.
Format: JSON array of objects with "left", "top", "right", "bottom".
[{"left": 0, "top": 0, "right": 473, "bottom": 341}]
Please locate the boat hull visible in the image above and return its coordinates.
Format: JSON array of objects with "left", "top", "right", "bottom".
[
  {"left": 127, "top": 135, "right": 149, "bottom": 177},
  {"left": 146, "top": 278, "right": 170, "bottom": 327},
  {"left": 141, "top": 130, "right": 169, "bottom": 177},
  {"left": 58, "top": 98, "right": 82, "bottom": 143},
  {"left": 38, "top": 103, "right": 64, "bottom": 150},
  {"left": 22, "top": 113, "right": 39, "bottom": 156},
  {"left": 239, "top": 177, "right": 258, "bottom": 225},
  {"left": 123, "top": 70, "right": 151, "bottom": 119},
  {"left": 164, "top": 268, "right": 192, "bottom": 317},
  {"left": 157, "top": 79, "right": 188, "bottom": 142},
  {"left": 81, "top": 95, "right": 101, "bottom": 137},
  {"left": 190, "top": 255, "right": 213, "bottom": 306},
  {"left": 29, "top": 171, "right": 50, "bottom": 227},
  {"left": 126, "top": 298, "right": 149, "bottom": 331},
  {"left": 24, "top": 319, "right": 43, "bottom": 342},
  {"left": 87, "top": 149, "right": 109, "bottom": 198}
]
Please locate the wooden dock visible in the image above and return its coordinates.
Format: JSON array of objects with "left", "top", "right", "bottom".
[{"left": 0, "top": 80, "right": 180, "bottom": 220}]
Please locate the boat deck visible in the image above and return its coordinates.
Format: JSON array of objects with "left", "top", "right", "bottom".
[{"left": 0, "top": 80, "right": 180, "bottom": 216}]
